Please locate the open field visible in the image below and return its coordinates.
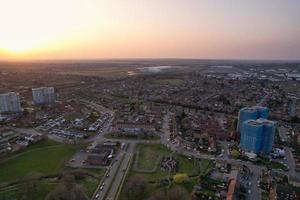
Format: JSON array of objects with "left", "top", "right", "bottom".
[
  {"left": 0, "top": 140, "right": 103, "bottom": 200},
  {"left": 135, "top": 144, "right": 200, "bottom": 175},
  {"left": 0, "top": 140, "right": 80, "bottom": 183},
  {"left": 119, "top": 144, "right": 213, "bottom": 199},
  {"left": 135, "top": 144, "right": 172, "bottom": 173}
]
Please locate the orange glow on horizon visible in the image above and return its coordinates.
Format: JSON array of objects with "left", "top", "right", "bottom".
[{"left": 0, "top": 0, "right": 299, "bottom": 60}]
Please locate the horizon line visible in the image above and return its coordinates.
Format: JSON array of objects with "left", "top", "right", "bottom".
[{"left": 0, "top": 57, "right": 300, "bottom": 63}]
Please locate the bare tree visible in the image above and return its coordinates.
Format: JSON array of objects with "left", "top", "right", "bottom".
[
  {"left": 123, "top": 175, "right": 148, "bottom": 200},
  {"left": 168, "top": 185, "right": 190, "bottom": 200},
  {"left": 45, "top": 175, "right": 88, "bottom": 200},
  {"left": 146, "top": 190, "right": 166, "bottom": 200}
]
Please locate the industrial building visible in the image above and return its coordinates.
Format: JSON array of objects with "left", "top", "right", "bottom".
[
  {"left": 237, "top": 106, "right": 269, "bottom": 133},
  {"left": 0, "top": 92, "right": 22, "bottom": 114},
  {"left": 239, "top": 118, "right": 276, "bottom": 154},
  {"left": 32, "top": 87, "right": 56, "bottom": 105}
]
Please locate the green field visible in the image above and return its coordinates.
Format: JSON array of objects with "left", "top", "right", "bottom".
[
  {"left": 137, "top": 144, "right": 170, "bottom": 170},
  {"left": 135, "top": 144, "right": 200, "bottom": 175},
  {"left": 0, "top": 139, "right": 103, "bottom": 200},
  {"left": 119, "top": 144, "right": 211, "bottom": 200},
  {"left": 0, "top": 140, "right": 80, "bottom": 183}
]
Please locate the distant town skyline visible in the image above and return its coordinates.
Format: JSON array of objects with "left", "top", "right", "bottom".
[{"left": 0, "top": 0, "right": 299, "bottom": 60}]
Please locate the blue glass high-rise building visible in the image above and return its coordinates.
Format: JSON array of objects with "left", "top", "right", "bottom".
[
  {"left": 239, "top": 118, "right": 276, "bottom": 154},
  {"left": 237, "top": 106, "right": 269, "bottom": 133}
]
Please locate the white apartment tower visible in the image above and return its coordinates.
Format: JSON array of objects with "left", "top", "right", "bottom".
[
  {"left": 32, "top": 87, "right": 56, "bottom": 105},
  {"left": 0, "top": 92, "right": 22, "bottom": 113}
]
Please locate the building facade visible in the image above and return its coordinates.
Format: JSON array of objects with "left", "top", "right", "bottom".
[
  {"left": 32, "top": 87, "right": 55, "bottom": 105},
  {"left": 237, "top": 106, "right": 269, "bottom": 133},
  {"left": 239, "top": 118, "right": 276, "bottom": 154},
  {"left": 0, "top": 92, "right": 22, "bottom": 114}
]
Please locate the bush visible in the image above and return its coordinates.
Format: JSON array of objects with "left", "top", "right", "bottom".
[{"left": 173, "top": 173, "right": 189, "bottom": 184}]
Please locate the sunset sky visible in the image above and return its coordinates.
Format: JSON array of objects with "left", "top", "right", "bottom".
[{"left": 0, "top": 0, "right": 299, "bottom": 60}]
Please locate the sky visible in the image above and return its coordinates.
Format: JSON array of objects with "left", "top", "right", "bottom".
[{"left": 0, "top": 0, "right": 299, "bottom": 60}]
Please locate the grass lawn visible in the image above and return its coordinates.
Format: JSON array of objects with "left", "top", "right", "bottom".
[
  {"left": 0, "top": 140, "right": 81, "bottom": 183},
  {"left": 136, "top": 144, "right": 200, "bottom": 174},
  {"left": 119, "top": 144, "right": 204, "bottom": 200},
  {"left": 179, "top": 178, "right": 198, "bottom": 192},
  {"left": 77, "top": 177, "right": 99, "bottom": 198},
  {"left": 199, "top": 159, "right": 213, "bottom": 176},
  {"left": 137, "top": 144, "right": 171, "bottom": 170},
  {"left": 127, "top": 144, "right": 203, "bottom": 184},
  {"left": 78, "top": 168, "right": 104, "bottom": 197},
  {"left": 177, "top": 156, "right": 198, "bottom": 174},
  {"left": 0, "top": 139, "right": 105, "bottom": 199}
]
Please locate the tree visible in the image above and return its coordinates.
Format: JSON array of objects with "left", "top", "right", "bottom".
[
  {"left": 61, "top": 174, "right": 76, "bottom": 190},
  {"left": 23, "top": 108, "right": 30, "bottom": 116},
  {"left": 45, "top": 175, "right": 88, "bottom": 200},
  {"left": 173, "top": 173, "right": 189, "bottom": 184},
  {"left": 88, "top": 112, "right": 99, "bottom": 122},
  {"left": 231, "top": 149, "right": 240, "bottom": 159},
  {"left": 16, "top": 173, "right": 40, "bottom": 200},
  {"left": 146, "top": 190, "right": 166, "bottom": 200},
  {"left": 123, "top": 175, "right": 148, "bottom": 200},
  {"left": 17, "top": 180, "right": 38, "bottom": 200},
  {"left": 291, "top": 115, "right": 300, "bottom": 123},
  {"left": 168, "top": 185, "right": 189, "bottom": 200}
]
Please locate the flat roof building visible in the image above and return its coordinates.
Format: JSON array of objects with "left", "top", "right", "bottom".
[
  {"left": 0, "top": 92, "right": 22, "bottom": 114},
  {"left": 240, "top": 118, "right": 276, "bottom": 154},
  {"left": 32, "top": 87, "right": 55, "bottom": 105},
  {"left": 237, "top": 106, "right": 269, "bottom": 133}
]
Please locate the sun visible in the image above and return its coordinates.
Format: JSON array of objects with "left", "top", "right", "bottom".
[
  {"left": 0, "top": 0, "right": 84, "bottom": 56},
  {"left": 2, "top": 40, "right": 38, "bottom": 53}
]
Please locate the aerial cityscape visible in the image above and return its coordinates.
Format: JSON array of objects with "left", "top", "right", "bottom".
[
  {"left": 0, "top": 1, "right": 300, "bottom": 200},
  {"left": 0, "top": 60, "right": 299, "bottom": 200}
]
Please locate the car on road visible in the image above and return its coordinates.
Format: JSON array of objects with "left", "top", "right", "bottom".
[
  {"left": 95, "top": 194, "right": 99, "bottom": 199},
  {"left": 100, "top": 183, "right": 105, "bottom": 191}
]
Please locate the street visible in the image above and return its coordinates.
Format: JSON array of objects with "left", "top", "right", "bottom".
[{"left": 92, "top": 143, "right": 134, "bottom": 200}]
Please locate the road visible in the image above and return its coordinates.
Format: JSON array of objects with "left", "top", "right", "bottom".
[
  {"left": 284, "top": 146, "right": 300, "bottom": 181},
  {"left": 21, "top": 100, "right": 297, "bottom": 200},
  {"left": 92, "top": 143, "right": 134, "bottom": 200},
  {"left": 248, "top": 165, "right": 261, "bottom": 200},
  {"left": 105, "top": 144, "right": 134, "bottom": 200},
  {"left": 92, "top": 154, "right": 121, "bottom": 200},
  {"left": 278, "top": 126, "right": 300, "bottom": 180}
]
